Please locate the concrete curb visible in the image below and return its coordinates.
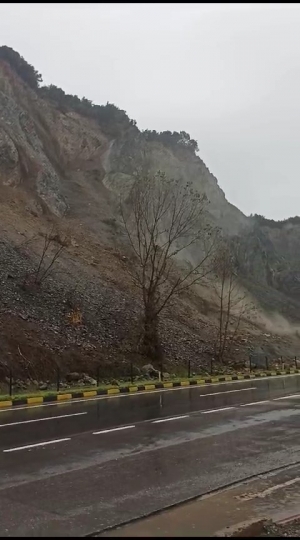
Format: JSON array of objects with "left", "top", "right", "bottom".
[{"left": 0, "top": 368, "right": 299, "bottom": 409}]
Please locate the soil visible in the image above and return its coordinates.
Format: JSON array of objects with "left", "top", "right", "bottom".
[{"left": 1, "top": 187, "right": 300, "bottom": 384}]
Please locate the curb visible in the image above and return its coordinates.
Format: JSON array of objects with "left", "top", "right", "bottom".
[{"left": 0, "top": 368, "right": 299, "bottom": 409}]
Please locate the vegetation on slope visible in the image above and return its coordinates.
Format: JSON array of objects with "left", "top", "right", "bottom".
[
  {"left": 0, "top": 45, "right": 42, "bottom": 89},
  {"left": 0, "top": 45, "right": 199, "bottom": 150},
  {"left": 251, "top": 213, "right": 300, "bottom": 228}
]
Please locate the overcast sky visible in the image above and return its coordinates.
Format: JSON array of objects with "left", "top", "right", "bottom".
[{"left": 1, "top": 3, "right": 300, "bottom": 220}]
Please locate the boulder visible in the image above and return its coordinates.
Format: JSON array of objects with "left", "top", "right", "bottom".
[
  {"left": 82, "top": 375, "right": 97, "bottom": 386},
  {"left": 141, "top": 364, "right": 160, "bottom": 378},
  {"left": 66, "top": 372, "right": 81, "bottom": 382},
  {"left": 15, "top": 379, "right": 27, "bottom": 390}
]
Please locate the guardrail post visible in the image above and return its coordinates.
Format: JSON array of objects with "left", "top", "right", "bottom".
[
  {"left": 56, "top": 366, "right": 60, "bottom": 392},
  {"left": 130, "top": 362, "right": 133, "bottom": 384},
  {"left": 265, "top": 356, "right": 269, "bottom": 370},
  {"left": 295, "top": 356, "right": 298, "bottom": 369},
  {"left": 97, "top": 365, "right": 100, "bottom": 386},
  {"left": 9, "top": 369, "right": 13, "bottom": 397}
]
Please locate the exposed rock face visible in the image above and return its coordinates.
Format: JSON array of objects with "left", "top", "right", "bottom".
[
  {"left": 0, "top": 51, "right": 300, "bottom": 346},
  {"left": 103, "top": 133, "right": 249, "bottom": 236},
  {"left": 0, "top": 59, "right": 248, "bottom": 234},
  {"left": 0, "top": 75, "right": 67, "bottom": 216}
]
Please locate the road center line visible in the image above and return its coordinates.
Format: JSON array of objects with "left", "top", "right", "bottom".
[
  {"left": 93, "top": 425, "right": 135, "bottom": 435},
  {"left": 200, "top": 388, "right": 256, "bottom": 397},
  {"left": 152, "top": 415, "right": 189, "bottom": 424},
  {"left": 240, "top": 400, "right": 270, "bottom": 406},
  {"left": 0, "top": 411, "right": 87, "bottom": 428},
  {"left": 3, "top": 438, "right": 71, "bottom": 453},
  {"left": 273, "top": 394, "right": 300, "bottom": 401},
  {"left": 202, "top": 407, "right": 235, "bottom": 414}
]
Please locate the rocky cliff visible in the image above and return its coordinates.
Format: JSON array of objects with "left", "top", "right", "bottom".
[
  {"left": 0, "top": 48, "right": 300, "bottom": 381},
  {"left": 0, "top": 57, "right": 248, "bottom": 236}
]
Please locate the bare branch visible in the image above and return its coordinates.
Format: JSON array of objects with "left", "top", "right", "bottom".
[
  {"left": 212, "top": 242, "right": 252, "bottom": 363},
  {"left": 24, "top": 225, "right": 69, "bottom": 287},
  {"left": 120, "top": 168, "right": 217, "bottom": 359}
]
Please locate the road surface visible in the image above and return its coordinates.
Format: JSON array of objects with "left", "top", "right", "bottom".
[
  {"left": 99, "top": 461, "right": 300, "bottom": 537},
  {"left": 0, "top": 374, "right": 300, "bottom": 536}
]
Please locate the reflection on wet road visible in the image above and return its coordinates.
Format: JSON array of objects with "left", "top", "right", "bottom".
[
  {"left": 1, "top": 373, "right": 299, "bottom": 448},
  {"left": 0, "top": 374, "right": 299, "bottom": 537}
]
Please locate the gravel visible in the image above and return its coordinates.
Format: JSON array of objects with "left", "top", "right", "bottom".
[{"left": 259, "top": 518, "right": 300, "bottom": 537}]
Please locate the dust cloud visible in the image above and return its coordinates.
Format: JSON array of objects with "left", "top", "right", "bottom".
[{"left": 255, "top": 310, "right": 300, "bottom": 338}]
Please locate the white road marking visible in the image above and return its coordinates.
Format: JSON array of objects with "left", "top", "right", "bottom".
[
  {"left": 93, "top": 425, "right": 135, "bottom": 435},
  {"left": 202, "top": 407, "right": 235, "bottom": 414},
  {"left": 3, "top": 438, "right": 71, "bottom": 453},
  {"left": 200, "top": 388, "right": 256, "bottom": 397},
  {"left": 0, "top": 411, "right": 87, "bottom": 428},
  {"left": 152, "top": 415, "right": 189, "bottom": 424},
  {"left": 240, "top": 400, "right": 270, "bottom": 406},
  {"left": 273, "top": 394, "right": 300, "bottom": 401},
  {"left": 0, "top": 373, "right": 299, "bottom": 414}
]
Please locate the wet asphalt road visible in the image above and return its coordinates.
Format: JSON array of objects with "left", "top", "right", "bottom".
[{"left": 0, "top": 375, "right": 300, "bottom": 536}]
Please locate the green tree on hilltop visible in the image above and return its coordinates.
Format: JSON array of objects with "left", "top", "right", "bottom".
[{"left": 0, "top": 45, "right": 42, "bottom": 89}]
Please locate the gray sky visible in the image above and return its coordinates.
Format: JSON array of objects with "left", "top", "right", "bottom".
[{"left": 1, "top": 3, "right": 300, "bottom": 220}]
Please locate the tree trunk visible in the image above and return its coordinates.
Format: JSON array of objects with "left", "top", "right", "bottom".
[{"left": 142, "top": 304, "right": 162, "bottom": 361}]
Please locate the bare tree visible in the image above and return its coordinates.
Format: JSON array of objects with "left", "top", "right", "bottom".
[
  {"left": 24, "top": 226, "right": 68, "bottom": 287},
  {"left": 120, "top": 170, "right": 217, "bottom": 360},
  {"left": 213, "top": 244, "right": 253, "bottom": 363}
]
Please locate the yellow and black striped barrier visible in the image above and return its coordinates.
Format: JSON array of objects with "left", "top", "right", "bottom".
[{"left": 0, "top": 368, "right": 298, "bottom": 409}]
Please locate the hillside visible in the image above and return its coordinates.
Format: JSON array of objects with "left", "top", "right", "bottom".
[{"left": 0, "top": 47, "right": 300, "bottom": 384}]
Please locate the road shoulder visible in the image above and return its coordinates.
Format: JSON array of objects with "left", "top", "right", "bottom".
[{"left": 97, "top": 463, "right": 300, "bottom": 537}]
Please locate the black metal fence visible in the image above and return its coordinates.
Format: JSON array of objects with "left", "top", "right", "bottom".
[
  {"left": 187, "top": 355, "right": 299, "bottom": 378},
  {"left": 1, "top": 355, "right": 299, "bottom": 397},
  {"left": 1, "top": 359, "right": 157, "bottom": 397}
]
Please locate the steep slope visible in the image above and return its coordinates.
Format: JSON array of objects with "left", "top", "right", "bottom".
[
  {"left": 0, "top": 57, "right": 248, "bottom": 240},
  {"left": 0, "top": 48, "right": 300, "bottom": 383}
]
